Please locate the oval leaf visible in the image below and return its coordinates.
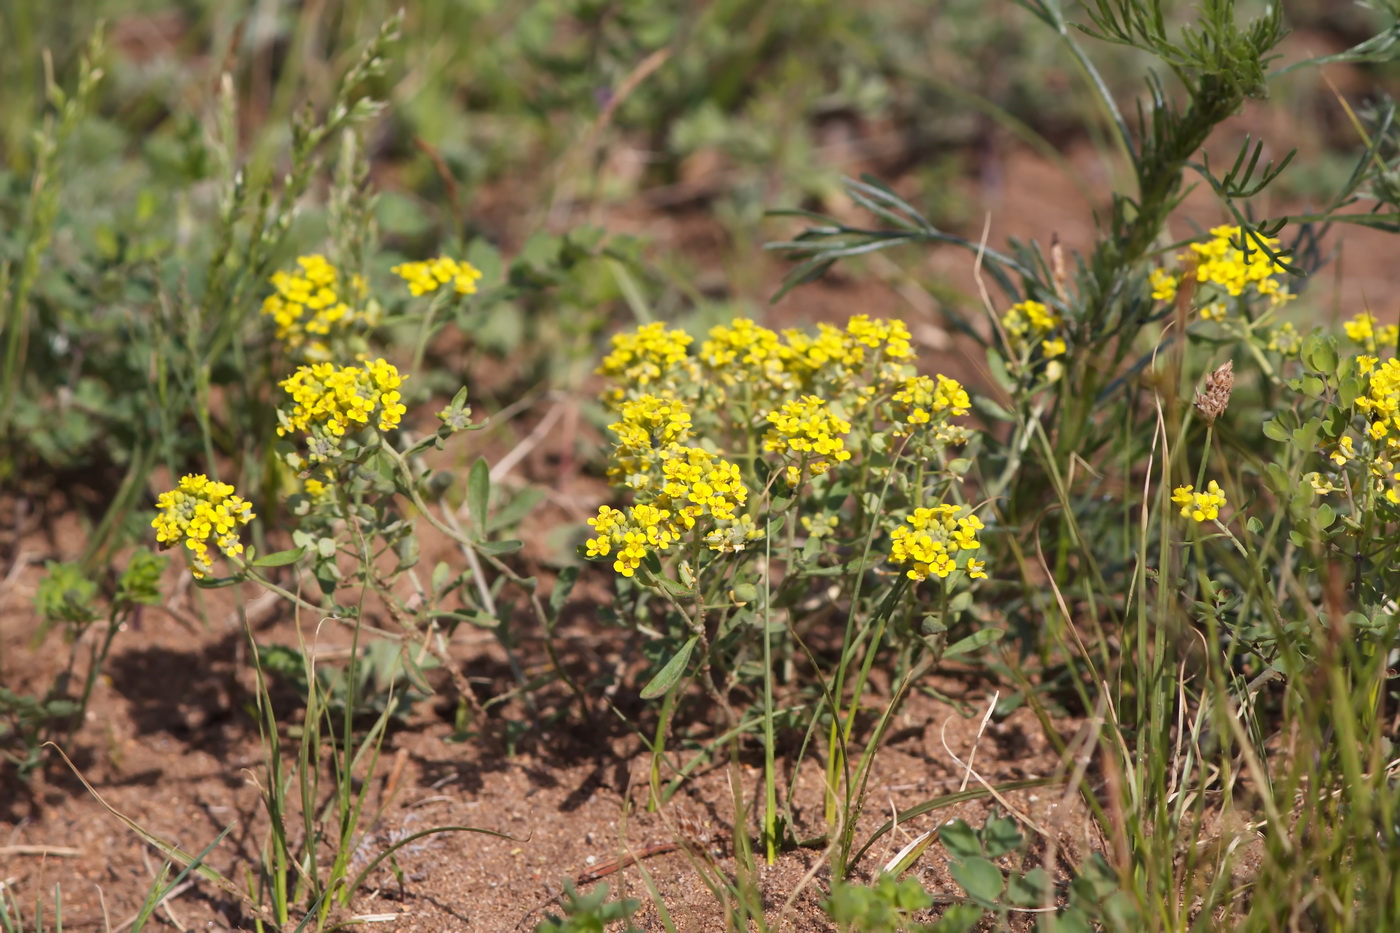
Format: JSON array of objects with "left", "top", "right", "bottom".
[
  {"left": 640, "top": 636, "right": 698, "bottom": 700},
  {"left": 981, "top": 816, "right": 1023, "bottom": 858},
  {"left": 938, "top": 819, "right": 982, "bottom": 860},
  {"left": 1006, "top": 866, "right": 1052, "bottom": 908},
  {"left": 950, "top": 856, "right": 1004, "bottom": 907},
  {"left": 550, "top": 565, "right": 580, "bottom": 616},
  {"left": 943, "top": 628, "right": 1004, "bottom": 659},
  {"left": 252, "top": 547, "right": 306, "bottom": 568},
  {"left": 467, "top": 457, "right": 490, "bottom": 534}
]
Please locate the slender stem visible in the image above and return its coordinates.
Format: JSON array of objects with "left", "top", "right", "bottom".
[
  {"left": 228, "top": 557, "right": 329, "bottom": 618},
  {"left": 761, "top": 518, "right": 777, "bottom": 863}
]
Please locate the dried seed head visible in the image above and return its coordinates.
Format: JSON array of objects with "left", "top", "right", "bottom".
[
  {"left": 1194, "top": 360, "right": 1235, "bottom": 423},
  {"left": 675, "top": 808, "right": 711, "bottom": 846}
]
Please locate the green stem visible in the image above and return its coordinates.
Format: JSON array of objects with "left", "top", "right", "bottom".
[{"left": 761, "top": 518, "right": 777, "bottom": 864}]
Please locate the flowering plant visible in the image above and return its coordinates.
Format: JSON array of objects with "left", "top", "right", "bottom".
[{"left": 587, "top": 313, "right": 989, "bottom": 866}]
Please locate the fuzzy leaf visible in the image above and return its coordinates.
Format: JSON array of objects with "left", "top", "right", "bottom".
[
  {"left": 981, "top": 816, "right": 1023, "bottom": 858},
  {"left": 939, "top": 819, "right": 983, "bottom": 860},
  {"left": 944, "top": 628, "right": 1004, "bottom": 658},
  {"left": 640, "top": 636, "right": 698, "bottom": 700},
  {"left": 550, "top": 566, "right": 580, "bottom": 617},
  {"left": 467, "top": 456, "right": 490, "bottom": 533},
  {"left": 950, "top": 856, "right": 1004, "bottom": 907},
  {"left": 253, "top": 547, "right": 306, "bottom": 568}
]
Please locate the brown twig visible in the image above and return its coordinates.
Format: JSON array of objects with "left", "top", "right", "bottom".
[
  {"left": 572, "top": 840, "right": 681, "bottom": 885},
  {"left": 413, "top": 136, "right": 463, "bottom": 220}
]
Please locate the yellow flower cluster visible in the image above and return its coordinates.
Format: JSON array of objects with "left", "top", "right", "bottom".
[
  {"left": 836, "top": 315, "right": 916, "bottom": 371},
  {"left": 152, "top": 474, "right": 255, "bottom": 579},
  {"left": 1353, "top": 357, "right": 1400, "bottom": 504},
  {"left": 598, "top": 322, "right": 698, "bottom": 401},
  {"left": 763, "top": 395, "right": 852, "bottom": 485},
  {"left": 1330, "top": 435, "right": 1356, "bottom": 466},
  {"left": 769, "top": 316, "right": 916, "bottom": 400},
  {"left": 605, "top": 316, "right": 918, "bottom": 407},
  {"left": 1000, "top": 300, "right": 1063, "bottom": 357},
  {"left": 391, "top": 256, "right": 483, "bottom": 296},
  {"left": 1149, "top": 226, "right": 1293, "bottom": 319},
  {"left": 261, "top": 255, "right": 366, "bottom": 358},
  {"left": 888, "top": 374, "right": 971, "bottom": 441},
  {"left": 660, "top": 445, "right": 748, "bottom": 527},
  {"left": 1199, "top": 301, "right": 1228, "bottom": 322},
  {"left": 277, "top": 359, "right": 408, "bottom": 458},
  {"left": 700, "top": 318, "right": 792, "bottom": 390},
  {"left": 1149, "top": 267, "right": 1178, "bottom": 303},
  {"left": 1343, "top": 313, "right": 1399, "bottom": 352},
  {"left": 1187, "top": 225, "right": 1286, "bottom": 298},
  {"left": 1302, "top": 357, "right": 1400, "bottom": 507},
  {"left": 610, "top": 395, "right": 693, "bottom": 450},
  {"left": 586, "top": 395, "right": 758, "bottom": 576},
  {"left": 888, "top": 505, "right": 986, "bottom": 582},
  {"left": 1267, "top": 322, "right": 1302, "bottom": 355},
  {"left": 585, "top": 504, "right": 675, "bottom": 577},
  {"left": 606, "top": 395, "right": 694, "bottom": 490},
  {"left": 1360, "top": 358, "right": 1400, "bottom": 439},
  {"left": 1171, "top": 481, "right": 1227, "bottom": 523},
  {"left": 590, "top": 315, "right": 981, "bottom": 581}
]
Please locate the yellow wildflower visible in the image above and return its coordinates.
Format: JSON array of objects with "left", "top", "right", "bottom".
[
  {"left": 1171, "top": 480, "right": 1227, "bottom": 523},
  {"left": 764, "top": 395, "right": 852, "bottom": 483},
  {"left": 699, "top": 318, "right": 791, "bottom": 393},
  {"left": 597, "top": 322, "right": 697, "bottom": 401},
  {"left": 583, "top": 445, "right": 753, "bottom": 576},
  {"left": 888, "top": 505, "right": 988, "bottom": 582},
  {"left": 260, "top": 254, "right": 364, "bottom": 358},
  {"left": 1330, "top": 436, "right": 1355, "bottom": 466},
  {"left": 1149, "top": 268, "right": 1178, "bottom": 302},
  {"left": 1267, "top": 322, "right": 1302, "bottom": 355},
  {"left": 1001, "top": 300, "right": 1060, "bottom": 352},
  {"left": 888, "top": 373, "right": 972, "bottom": 445},
  {"left": 1185, "top": 225, "right": 1286, "bottom": 298},
  {"left": 152, "top": 474, "right": 255, "bottom": 579},
  {"left": 392, "top": 256, "right": 484, "bottom": 296},
  {"left": 277, "top": 359, "right": 408, "bottom": 459}
]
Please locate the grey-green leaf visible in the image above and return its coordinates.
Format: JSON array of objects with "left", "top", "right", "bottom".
[
  {"left": 252, "top": 547, "right": 306, "bottom": 568},
  {"left": 467, "top": 457, "right": 490, "bottom": 534},
  {"left": 550, "top": 566, "right": 580, "bottom": 616},
  {"left": 950, "top": 856, "right": 1004, "bottom": 907},
  {"left": 938, "top": 819, "right": 982, "bottom": 860},
  {"left": 943, "top": 628, "right": 1004, "bottom": 659},
  {"left": 640, "top": 636, "right": 698, "bottom": 700}
]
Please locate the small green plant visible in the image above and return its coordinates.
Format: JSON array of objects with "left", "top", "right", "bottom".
[
  {"left": 256, "top": 639, "right": 439, "bottom": 735},
  {"left": 2, "top": 549, "right": 164, "bottom": 778},
  {"left": 824, "top": 874, "right": 942, "bottom": 933},
  {"left": 534, "top": 882, "right": 641, "bottom": 933},
  {"left": 934, "top": 816, "right": 1139, "bottom": 932}
]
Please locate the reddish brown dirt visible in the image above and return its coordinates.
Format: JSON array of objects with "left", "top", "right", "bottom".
[{"left": 2, "top": 500, "right": 1086, "bottom": 932}]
